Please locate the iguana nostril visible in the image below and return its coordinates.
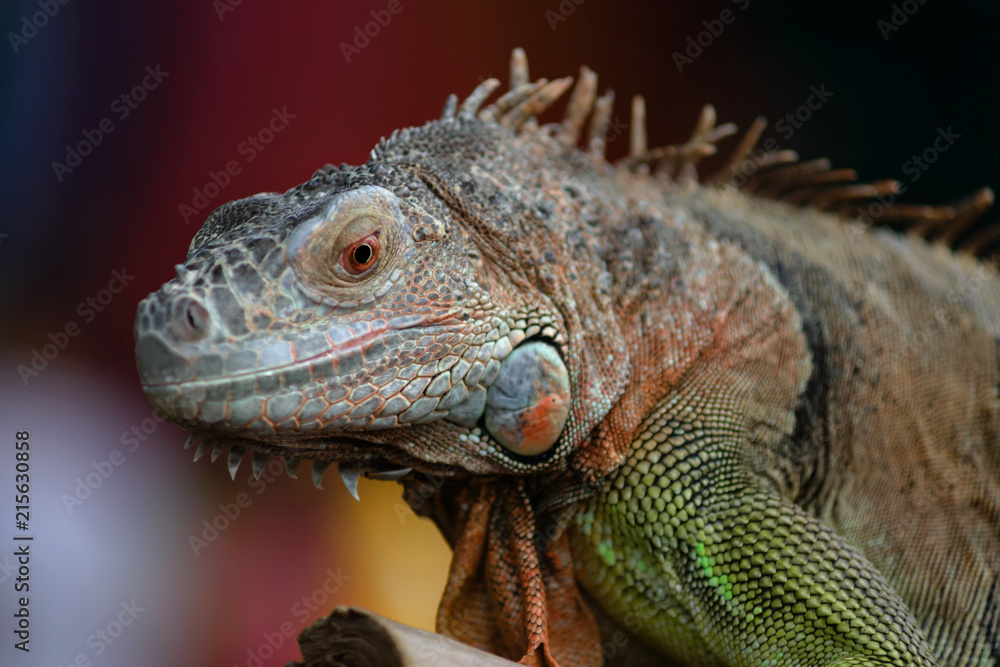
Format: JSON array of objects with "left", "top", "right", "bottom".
[{"left": 173, "top": 297, "right": 212, "bottom": 341}]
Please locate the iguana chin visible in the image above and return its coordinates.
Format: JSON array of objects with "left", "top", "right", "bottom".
[{"left": 134, "top": 49, "right": 1000, "bottom": 666}]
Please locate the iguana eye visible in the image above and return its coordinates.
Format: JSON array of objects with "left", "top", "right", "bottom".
[
  {"left": 285, "top": 186, "right": 403, "bottom": 295},
  {"left": 340, "top": 233, "right": 380, "bottom": 275}
]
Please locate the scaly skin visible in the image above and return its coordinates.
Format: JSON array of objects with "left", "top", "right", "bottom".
[{"left": 135, "top": 50, "right": 999, "bottom": 666}]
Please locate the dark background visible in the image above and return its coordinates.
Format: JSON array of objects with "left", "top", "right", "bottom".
[{"left": 1, "top": 1, "right": 997, "bottom": 665}]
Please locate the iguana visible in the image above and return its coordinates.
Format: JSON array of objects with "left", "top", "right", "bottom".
[{"left": 134, "top": 49, "right": 1000, "bottom": 666}]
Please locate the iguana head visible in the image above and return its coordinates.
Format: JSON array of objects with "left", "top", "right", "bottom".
[
  {"left": 135, "top": 54, "right": 631, "bottom": 493},
  {"left": 136, "top": 51, "right": 640, "bottom": 665}
]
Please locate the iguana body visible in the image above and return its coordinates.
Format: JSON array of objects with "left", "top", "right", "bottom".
[{"left": 134, "top": 51, "right": 1000, "bottom": 666}]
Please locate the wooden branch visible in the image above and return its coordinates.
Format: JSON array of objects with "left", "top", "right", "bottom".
[{"left": 290, "top": 606, "right": 520, "bottom": 667}]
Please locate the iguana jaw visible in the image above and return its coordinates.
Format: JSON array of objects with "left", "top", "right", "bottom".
[
  {"left": 171, "top": 428, "right": 469, "bottom": 493},
  {"left": 135, "top": 302, "right": 532, "bottom": 477},
  {"left": 136, "top": 306, "right": 501, "bottom": 488}
]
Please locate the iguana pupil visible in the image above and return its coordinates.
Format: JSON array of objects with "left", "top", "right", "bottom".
[
  {"left": 344, "top": 234, "right": 378, "bottom": 273},
  {"left": 352, "top": 243, "right": 371, "bottom": 265}
]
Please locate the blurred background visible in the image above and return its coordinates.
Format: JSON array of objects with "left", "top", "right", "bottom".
[{"left": 1, "top": 1, "right": 998, "bottom": 665}]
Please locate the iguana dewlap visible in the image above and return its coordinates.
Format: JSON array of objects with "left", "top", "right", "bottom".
[{"left": 134, "top": 49, "right": 1000, "bottom": 666}]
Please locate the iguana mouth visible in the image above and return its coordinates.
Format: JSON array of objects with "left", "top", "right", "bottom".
[
  {"left": 137, "top": 318, "right": 402, "bottom": 389},
  {"left": 135, "top": 277, "right": 515, "bottom": 440},
  {"left": 178, "top": 430, "right": 466, "bottom": 499}
]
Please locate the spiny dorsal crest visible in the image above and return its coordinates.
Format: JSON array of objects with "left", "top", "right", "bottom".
[{"left": 377, "top": 47, "right": 997, "bottom": 263}]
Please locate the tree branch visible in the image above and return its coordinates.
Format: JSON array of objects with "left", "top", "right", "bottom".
[{"left": 290, "top": 607, "right": 519, "bottom": 667}]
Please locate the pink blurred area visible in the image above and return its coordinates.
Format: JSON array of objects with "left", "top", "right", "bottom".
[{"left": 0, "top": 358, "right": 451, "bottom": 667}]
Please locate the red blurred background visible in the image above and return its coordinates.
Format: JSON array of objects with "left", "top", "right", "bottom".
[{"left": 2, "top": 1, "right": 998, "bottom": 665}]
